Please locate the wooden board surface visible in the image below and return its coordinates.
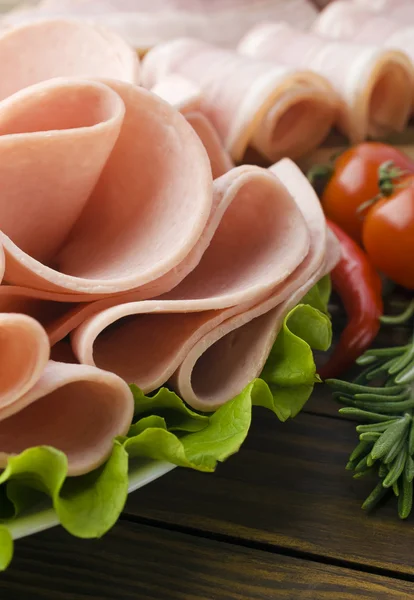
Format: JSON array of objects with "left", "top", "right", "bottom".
[
  {"left": 3, "top": 521, "right": 414, "bottom": 600},
  {"left": 124, "top": 409, "right": 414, "bottom": 578}
]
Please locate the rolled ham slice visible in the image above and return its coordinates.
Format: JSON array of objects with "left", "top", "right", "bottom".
[
  {"left": 70, "top": 160, "right": 339, "bottom": 410},
  {"left": 151, "top": 74, "right": 234, "bottom": 178},
  {"left": 0, "top": 77, "right": 214, "bottom": 298},
  {"left": 142, "top": 38, "right": 339, "bottom": 162},
  {"left": 313, "top": 2, "right": 414, "bottom": 82},
  {"left": 0, "top": 313, "right": 49, "bottom": 411},
  {"left": 0, "top": 360, "right": 134, "bottom": 476},
  {"left": 0, "top": 19, "right": 140, "bottom": 99},
  {"left": 239, "top": 22, "right": 414, "bottom": 143},
  {"left": 2, "top": 0, "right": 318, "bottom": 51},
  {"left": 313, "top": 2, "right": 403, "bottom": 41},
  {"left": 353, "top": 0, "right": 414, "bottom": 20},
  {"left": 70, "top": 162, "right": 311, "bottom": 395}
]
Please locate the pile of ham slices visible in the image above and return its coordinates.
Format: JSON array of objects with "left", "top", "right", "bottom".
[
  {"left": 0, "top": 0, "right": 410, "bottom": 480},
  {"left": 0, "top": 15, "right": 342, "bottom": 479}
]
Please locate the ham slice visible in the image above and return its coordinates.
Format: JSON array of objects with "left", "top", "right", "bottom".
[
  {"left": 142, "top": 38, "right": 339, "bottom": 162},
  {"left": 313, "top": 2, "right": 404, "bottom": 41},
  {"left": 151, "top": 74, "right": 234, "bottom": 178},
  {"left": 0, "top": 160, "right": 309, "bottom": 347},
  {"left": 0, "top": 77, "right": 215, "bottom": 297},
  {"left": 2, "top": 0, "right": 318, "bottom": 51},
  {"left": 0, "top": 19, "right": 140, "bottom": 99},
  {"left": 0, "top": 360, "right": 134, "bottom": 476},
  {"left": 172, "top": 159, "right": 340, "bottom": 409},
  {"left": 69, "top": 160, "right": 339, "bottom": 410},
  {"left": 313, "top": 4, "right": 414, "bottom": 97},
  {"left": 353, "top": 0, "right": 414, "bottom": 19},
  {"left": 0, "top": 313, "right": 49, "bottom": 410},
  {"left": 239, "top": 22, "right": 414, "bottom": 143},
  {"left": 70, "top": 163, "right": 311, "bottom": 396}
]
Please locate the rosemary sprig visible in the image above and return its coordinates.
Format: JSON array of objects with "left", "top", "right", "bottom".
[{"left": 327, "top": 299, "right": 414, "bottom": 519}]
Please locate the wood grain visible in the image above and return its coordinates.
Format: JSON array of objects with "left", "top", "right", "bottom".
[
  {"left": 2, "top": 521, "right": 412, "bottom": 600},
  {"left": 125, "top": 410, "right": 414, "bottom": 577}
]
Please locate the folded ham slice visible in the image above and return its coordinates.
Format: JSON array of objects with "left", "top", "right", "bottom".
[
  {"left": 0, "top": 360, "right": 134, "bottom": 476},
  {"left": 142, "top": 38, "right": 339, "bottom": 162},
  {"left": 151, "top": 74, "right": 234, "bottom": 178},
  {"left": 172, "top": 160, "right": 340, "bottom": 409},
  {"left": 0, "top": 313, "right": 49, "bottom": 411},
  {"left": 2, "top": 0, "right": 318, "bottom": 51},
  {"left": 0, "top": 77, "right": 215, "bottom": 298},
  {"left": 69, "top": 160, "right": 339, "bottom": 410},
  {"left": 0, "top": 18, "right": 140, "bottom": 99},
  {"left": 239, "top": 22, "right": 414, "bottom": 143}
]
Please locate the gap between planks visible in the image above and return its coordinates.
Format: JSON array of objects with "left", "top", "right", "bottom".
[{"left": 119, "top": 513, "right": 414, "bottom": 585}]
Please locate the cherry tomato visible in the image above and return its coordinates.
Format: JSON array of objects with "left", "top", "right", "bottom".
[
  {"left": 321, "top": 142, "right": 414, "bottom": 243},
  {"left": 362, "top": 175, "right": 414, "bottom": 290}
]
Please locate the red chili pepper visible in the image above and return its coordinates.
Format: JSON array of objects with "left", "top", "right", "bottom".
[{"left": 319, "top": 220, "right": 383, "bottom": 380}]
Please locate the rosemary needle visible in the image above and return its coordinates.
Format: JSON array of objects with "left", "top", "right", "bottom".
[{"left": 329, "top": 300, "right": 414, "bottom": 519}]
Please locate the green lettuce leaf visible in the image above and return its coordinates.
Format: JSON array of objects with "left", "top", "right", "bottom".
[
  {"left": 0, "top": 442, "right": 129, "bottom": 538},
  {"left": 125, "top": 384, "right": 252, "bottom": 471},
  {"left": 0, "top": 525, "right": 13, "bottom": 571},
  {"left": 131, "top": 385, "right": 209, "bottom": 432},
  {"left": 301, "top": 274, "right": 331, "bottom": 315}
]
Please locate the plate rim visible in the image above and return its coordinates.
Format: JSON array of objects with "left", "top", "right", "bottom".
[{"left": 7, "top": 460, "right": 175, "bottom": 540}]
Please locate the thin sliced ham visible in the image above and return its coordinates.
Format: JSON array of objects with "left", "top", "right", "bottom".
[
  {"left": 0, "top": 19, "right": 140, "bottom": 99},
  {"left": 0, "top": 161, "right": 309, "bottom": 347},
  {"left": 0, "top": 360, "right": 134, "bottom": 476},
  {"left": 142, "top": 38, "right": 339, "bottom": 162},
  {"left": 0, "top": 313, "right": 49, "bottom": 410},
  {"left": 69, "top": 160, "right": 339, "bottom": 410},
  {"left": 239, "top": 22, "right": 414, "bottom": 143},
  {"left": 353, "top": 0, "right": 414, "bottom": 21},
  {"left": 353, "top": 0, "right": 412, "bottom": 9},
  {"left": 2, "top": 0, "right": 318, "bottom": 51},
  {"left": 172, "top": 159, "right": 339, "bottom": 409},
  {"left": 0, "top": 77, "right": 214, "bottom": 297},
  {"left": 312, "top": 2, "right": 403, "bottom": 41},
  {"left": 69, "top": 163, "right": 311, "bottom": 395},
  {"left": 151, "top": 74, "right": 234, "bottom": 178}
]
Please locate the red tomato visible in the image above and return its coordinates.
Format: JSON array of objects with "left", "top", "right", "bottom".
[
  {"left": 321, "top": 142, "right": 414, "bottom": 244},
  {"left": 362, "top": 175, "right": 414, "bottom": 290}
]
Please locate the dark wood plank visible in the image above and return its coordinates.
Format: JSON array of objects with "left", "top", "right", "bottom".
[
  {"left": 2, "top": 521, "right": 412, "bottom": 599},
  {"left": 125, "top": 410, "right": 414, "bottom": 576}
]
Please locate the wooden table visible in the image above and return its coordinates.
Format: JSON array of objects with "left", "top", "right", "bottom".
[{"left": 2, "top": 366, "right": 414, "bottom": 599}]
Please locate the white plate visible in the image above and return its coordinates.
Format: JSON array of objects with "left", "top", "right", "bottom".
[{"left": 7, "top": 460, "right": 175, "bottom": 540}]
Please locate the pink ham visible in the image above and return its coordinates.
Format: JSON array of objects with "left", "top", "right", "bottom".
[
  {"left": 353, "top": 0, "right": 414, "bottom": 19},
  {"left": 0, "top": 313, "right": 49, "bottom": 410},
  {"left": 0, "top": 77, "right": 215, "bottom": 298},
  {"left": 239, "top": 22, "right": 414, "bottom": 144},
  {"left": 0, "top": 159, "right": 309, "bottom": 348},
  {"left": 69, "top": 160, "right": 339, "bottom": 410},
  {"left": 172, "top": 159, "right": 340, "bottom": 409},
  {"left": 2, "top": 0, "right": 318, "bottom": 51},
  {"left": 69, "top": 163, "right": 311, "bottom": 394},
  {"left": 0, "top": 19, "right": 140, "bottom": 99},
  {"left": 151, "top": 74, "right": 234, "bottom": 178},
  {"left": 142, "top": 38, "right": 339, "bottom": 162},
  {"left": 313, "top": 2, "right": 404, "bottom": 41},
  {"left": 313, "top": 2, "right": 414, "bottom": 73},
  {"left": 0, "top": 360, "right": 134, "bottom": 476}
]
